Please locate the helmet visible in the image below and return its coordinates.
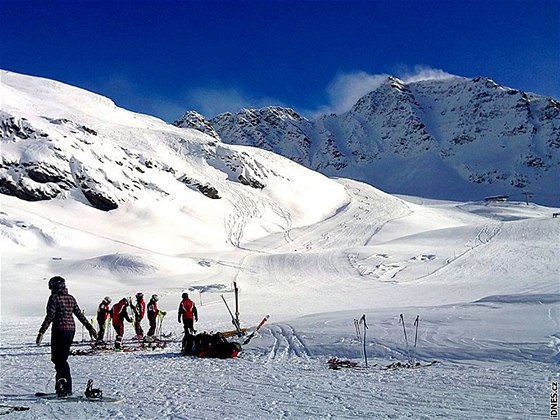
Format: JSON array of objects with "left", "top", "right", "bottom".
[
  {"left": 48, "top": 276, "right": 65, "bottom": 290},
  {"left": 151, "top": 294, "right": 159, "bottom": 301},
  {"left": 182, "top": 292, "right": 189, "bottom": 299},
  {"left": 103, "top": 296, "right": 111, "bottom": 304},
  {"left": 136, "top": 292, "right": 144, "bottom": 299}
]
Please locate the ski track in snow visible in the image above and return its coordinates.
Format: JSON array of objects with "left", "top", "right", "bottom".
[{"left": 267, "top": 324, "right": 312, "bottom": 361}]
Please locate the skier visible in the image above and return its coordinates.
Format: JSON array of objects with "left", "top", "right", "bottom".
[
  {"left": 111, "top": 297, "right": 132, "bottom": 349},
  {"left": 133, "top": 292, "right": 146, "bottom": 340},
  {"left": 146, "top": 294, "right": 166, "bottom": 338},
  {"left": 178, "top": 292, "right": 198, "bottom": 355},
  {"left": 96, "top": 296, "right": 112, "bottom": 344},
  {"left": 36, "top": 276, "right": 98, "bottom": 396}
]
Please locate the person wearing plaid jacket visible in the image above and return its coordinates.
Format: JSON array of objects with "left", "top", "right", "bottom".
[{"left": 36, "top": 276, "right": 97, "bottom": 396}]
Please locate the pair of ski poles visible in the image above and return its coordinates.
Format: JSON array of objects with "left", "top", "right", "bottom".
[
  {"left": 354, "top": 314, "right": 368, "bottom": 368},
  {"left": 399, "top": 314, "right": 419, "bottom": 365},
  {"left": 156, "top": 311, "right": 166, "bottom": 340}
]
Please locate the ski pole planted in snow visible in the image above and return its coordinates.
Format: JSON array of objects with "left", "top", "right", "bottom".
[
  {"left": 81, "top": 310, "right": 85, "bottom": 342},
  {"left": 413, "top": 315, "right": 419, "bottom": 364},
  {"left": 221, "top": 294, "right": 242, "bottom": 335},
  {"left": 234, "top": 281, "right": 240, "bottom": 326},
  {"left": 399, "top": 314, "right": 412, "bottom": 364},
  {"left": 359, "top": 314, "right": 368, "bottom": 368},
  {"left": 354, "top": 318, "right": 364, "bottom": 363}
]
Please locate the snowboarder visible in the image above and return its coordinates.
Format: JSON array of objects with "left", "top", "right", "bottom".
[
  {"left": 96, "top": 296, "right": 112, "bottom": 344},
  {"left": 36, "top": 276, "right": 98, "bottom": 396},
  {"left": 111, "top": 297, "right": 132, "bottom": 349},
  {"left": 133, "top": 292, "right": 146, "bottom": 340},
  {"left": 178, "top": 292, "right": 198, "bottom": 355},
  {"left": 146, "top": 294, "right": 166, "bottom": 338}
]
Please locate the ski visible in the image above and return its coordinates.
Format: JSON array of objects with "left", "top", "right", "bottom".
[
  {"left": 327, "top": 357, "right": 375, "bottom": 370},
  {"left": 242, "top": 315, "right": 270, "bottom": 345},
  {"left": 0, "top": 404, "right": 30, "bottom": 414},
  {"left": 382, "top": 360, "right": 438, "bottom": 370},
  {"left": 328, "top": 357, "right": 358, "bottom": 369},
  {"left": 221, "top": 328, "right": 248, "bottom": 338},
  {"left": 35, "top": 392, "right": 124, "bottom": 403}
]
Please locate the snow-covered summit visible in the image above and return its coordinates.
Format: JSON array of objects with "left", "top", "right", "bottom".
[{"left": 178, "top": 76, "right": 560, "bottom": 206}]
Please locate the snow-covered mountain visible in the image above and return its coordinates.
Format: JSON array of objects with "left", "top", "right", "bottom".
[
  {"left": 0, "top": 70, "right": 347, "bottom": 247},
  {"left": 175, "top": 76, "right": 560, "bottom": 206}
]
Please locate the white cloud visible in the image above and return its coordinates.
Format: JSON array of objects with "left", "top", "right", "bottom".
[
  {"left": 314, "top": 66, "right": 458, "bottom": 116},
  {"left": 314, "top": 71, "right": 390, "bottom": 117},
  {"left": 398, "top": 65, "right": 456, "bottom": 84},
  {"left": 186, "top": 87, "right": 286, "bottom": 118}
]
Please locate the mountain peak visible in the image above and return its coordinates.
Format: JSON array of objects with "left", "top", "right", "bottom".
[
  {"left": 174, "top": 110, "right": 220, "bottom": 139},
  {"left": 385, "top": 76, "right": 408, "bottom": 90}
]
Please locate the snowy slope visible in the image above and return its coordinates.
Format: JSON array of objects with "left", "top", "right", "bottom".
[
  {"left": 0, "top": 71, "right": 559, "bottom": 419},
  {"left": 1, "top": 180, "right": 558, "bottom": 419},
  {"left": 0, "top": 70, "right": 347, "bottom": 243},
  {"left": 176, "top": 76, "right": 560, "bottom": 206}
]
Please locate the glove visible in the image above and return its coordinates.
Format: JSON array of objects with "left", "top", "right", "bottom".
[
  {"left": 161, "top": 311, "right": 167, "bottom": 316},
  {"left": 36, "top": 333, "right": 44, "bottom": 346},
  {"left": 87, "top": 325, "right": 98, "bottom": 340},
  {"left": 195, "top": 317, "right": 198, "bottom": 322},
  {"left": 178, "top": 317, "right": 181, "bottom": 323}
]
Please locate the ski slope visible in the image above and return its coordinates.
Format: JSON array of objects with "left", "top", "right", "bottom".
[{"left": 1, "top": 178, "right": 558, "bottom": 419}]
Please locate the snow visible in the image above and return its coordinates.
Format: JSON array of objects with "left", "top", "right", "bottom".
[{"left": 0, "top": 71, "right": 559, "bottom": 418}]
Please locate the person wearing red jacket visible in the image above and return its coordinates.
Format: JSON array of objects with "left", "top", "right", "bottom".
[
  {"left": 36, "top": 276, "right": 97, "bottom": 396},
  {"left": 111, "top": 297, "right": 132, "bottom": 349},
  {"left": 146, "top": 294, "right": 166, "bottom": 338},
  {"left": 133, "top": 292, "right": 146, "bottom": 340},
  {"left": 178, "top": 292, "right": 198, "bottom": 355},
  {"left": 96, "top": 296, "right": 112, "bottom": 344}
]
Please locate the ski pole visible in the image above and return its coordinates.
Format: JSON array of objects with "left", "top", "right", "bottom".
[
  {"left": 413, "top": 315, "right": 419, "bottom": 364},
  {"left": 234, "top": 281, "right": 240, "bottom": 327},
  {"left": 160, "top": 312, "right": 167, "bottom": 340},
  {"left": 221, "top": 295, "right": 242, "bottom": 335},
  {"left": 156, "top": 313, "right": 164, "bottom": 339},
  {"left": 359, "top": 314, "right": 368, "bottom": 368},
  {"left": 399, "top": 314, "right": 412, "bottom": 365},
  {"left": 90, "top": 318, "right": 95, "bottom": 340},
  {"left": 81, "top": 311, "right": 85, "bottom": 342},
  {"left": 354, "top": 318, "right": 363, "bottom": 361},
  {"left": 106, "top": 318, "right": 113, "bottom": 347},
  {"left": 354, "top": 319, "right": 361, "bottom": 341}
]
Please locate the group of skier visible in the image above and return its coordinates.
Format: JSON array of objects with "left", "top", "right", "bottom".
[
  {"left": 96, "top": 292, "right": 172, "bottom": 349},
  {"left": 36, "top": 276, "right": 199, "bottom": 396}
]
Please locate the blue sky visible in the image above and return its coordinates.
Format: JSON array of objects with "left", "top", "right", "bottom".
[{"left": 1, "top": 0, "right": 558, "bottom": 121}]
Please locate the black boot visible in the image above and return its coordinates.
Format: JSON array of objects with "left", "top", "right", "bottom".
[{"left": 55, "top": 378, "right": 71, "bottom": 397}]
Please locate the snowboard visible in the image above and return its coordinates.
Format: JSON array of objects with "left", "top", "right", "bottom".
[{"left": 35, "top": 392, "right": 124, "bottom": 403}]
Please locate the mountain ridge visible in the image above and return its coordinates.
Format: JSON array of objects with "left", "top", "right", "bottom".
[{"left": 175, "top": 76, "right": 560, "bottom": 205}]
